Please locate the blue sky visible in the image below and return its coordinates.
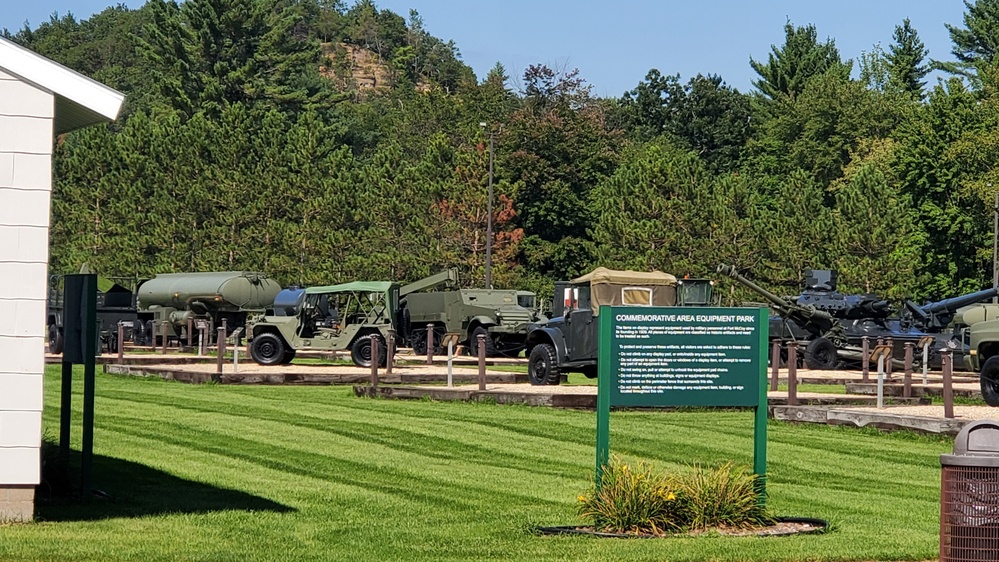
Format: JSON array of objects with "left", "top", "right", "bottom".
[{"left": 2, "top": 0, "right": 972, "bottom": 98}]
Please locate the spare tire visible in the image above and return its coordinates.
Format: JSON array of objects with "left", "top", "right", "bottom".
[
  {"left": 804, "top": 337, "right": 838, "bottom": 370},
  {"left": 980, "top": 356, "right": 999, "bottom": 407}
]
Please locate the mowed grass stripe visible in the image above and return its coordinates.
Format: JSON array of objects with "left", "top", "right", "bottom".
[
  {"left": 89, "top": 390, "right": 598, "bottom": 483},
  {"left": 7, "top": 366, "right": 948, "bottom": 561}
]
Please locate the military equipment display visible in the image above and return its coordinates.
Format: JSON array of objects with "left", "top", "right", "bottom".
[
  {"left": 137, "top": 271, "right": 281, "bottom": 346},
  {"left": 247, "top": 281, "right": 399, "bottom": 367},
  {"left": 523, "top": 267, "right": 686, "bottom": 385},
  {"left": 904, "top": 288, "right": 999, "bottom": 332},
  {"left": 955, "top": 301, "right": 999, "bottom": 406},
  {"left": 717, "top": 264, "right": 998, "bottom": 371},
  {"left": 401, "top": 268, "right": 545, "bottom": 357},
  {"left": 47, "top": 273, "right": 140, "bottom": 355}
]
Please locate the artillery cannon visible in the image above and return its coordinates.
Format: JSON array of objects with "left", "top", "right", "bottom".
[
  {"left": 904, "top": 288, "right": 999, "bottom": 332},
  {"left": 717, "top": 264, "right": 846, "bottom": 369}
]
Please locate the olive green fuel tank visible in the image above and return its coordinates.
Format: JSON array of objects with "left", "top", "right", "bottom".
[{"left": 137, "top": 271, "right": 281, "bottom": 312}]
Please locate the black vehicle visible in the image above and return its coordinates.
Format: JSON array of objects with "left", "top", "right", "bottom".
[
  {"left": 46, "top": 274, "right": 140, "bottom": 355},
  {"left": 523, "top": 268, "right": 712, "bottom": 385}
]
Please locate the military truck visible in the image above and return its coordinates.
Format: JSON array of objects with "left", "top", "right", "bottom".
[
  {"left": 955, "top": 302, "right": 999, "bottom": 406},
  {"left": 47, "top": 273, "right": 140, "bottom": 355},
  {"left": 136, "top": 271, "right": 281, "bottom": 346},
  {"left": 401, "top": 269, "right": 545, "bottom": 357},
  {"left": 247, "top": 281, "right": 400, "bottom": 367},
  {"left": 524, "top": 268, "right": 712, "bottom": 385}
]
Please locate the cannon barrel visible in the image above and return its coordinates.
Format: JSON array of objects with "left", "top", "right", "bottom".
[
  {"left": 921, "top": 288, "right": 998, "bottom": 314},
  {"left": 860, "top": 300, "right": 892, "bottom": 315},
  {"left": 717, "top": 263, "right": 838, "bottom": 337},
  {"left": 715, "top": 264, "right": 793, "bottom": 310}
]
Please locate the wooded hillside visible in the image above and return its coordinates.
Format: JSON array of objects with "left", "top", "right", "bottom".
[{"left": 6, "top": 0, "right": 999, "bottom": 301}]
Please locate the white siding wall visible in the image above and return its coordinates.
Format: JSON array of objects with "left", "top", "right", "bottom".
[{"left": 0, "top": 69, "right": 53, "bottom": 485}]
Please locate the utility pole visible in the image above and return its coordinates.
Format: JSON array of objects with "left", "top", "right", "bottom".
[
  {"left": 993, "top": 187, "right": 998, "bottom": 303},
  {"left": 480, "top": 122, "right": 495, "bottom": 289}
]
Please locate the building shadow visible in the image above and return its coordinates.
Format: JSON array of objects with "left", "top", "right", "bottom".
[{"left": 35, "top": 445, "right": 294, "bottom": 522}]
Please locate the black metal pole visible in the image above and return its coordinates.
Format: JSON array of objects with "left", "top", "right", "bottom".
[
  {"left": 80, "top": 274, "right": 97, "bottom": 497},
  {"left": 486, "top": 132, "right": 494, "bottom": 289},
  {"left": 59, "top": 361, "right": 72, "bottom": 464}
]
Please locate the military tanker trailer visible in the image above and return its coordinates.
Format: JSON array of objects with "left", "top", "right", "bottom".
[{"left": 136, "top": 271, "right": 281, "bottom": 346}]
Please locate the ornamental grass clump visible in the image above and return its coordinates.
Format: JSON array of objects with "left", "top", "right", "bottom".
[
  {"left": 577, "top": 459, "right": 689, "bottom": 535},
  {"left": 577, "top": 459, "right": 772, "bottom": 536},
  {"left": 678, "top": 461, "right": 773, "bottom": 530}
]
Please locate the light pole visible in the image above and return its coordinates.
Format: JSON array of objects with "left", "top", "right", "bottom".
[
  {"left": 992, "top": 184, "right": 997, "bottom": 303},
  {"left": 480, "top": 122, "right": 494, "bottom": 289}
]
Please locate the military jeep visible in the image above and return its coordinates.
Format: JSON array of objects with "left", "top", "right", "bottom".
[
  {"left": 524, "top": 268, "right": 712, "bottom": 385},
  {"left": 247, "top": 281, "right": 400, "bottom": 367}
]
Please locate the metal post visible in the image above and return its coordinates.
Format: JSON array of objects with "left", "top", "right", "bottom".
[
  {"left": 215, "top": 326, "right": 225, "bottom": 380},
  {"left": 477, "top": 333, "right": 487, "bottom": 391},
  {"left": 942, "top": 349, "right": 954, "bottom": 419},
  {"left": 150, "top": 320, "right": 157, "bottom": 350},
  {"left": 877, "top": 354, "right": 885, "bottom": 409},
  {"left": 993, "top": 190, "right": 998, "bottom": 303},
  {"left": 921, "top": 341, "right": 930, "bottom": 385},
  {"left": 198, "top": 324, "right": 206, "bottom": 357},
  {"left": 221, "top": 319, "right": 228, "bottom": 351},
  {"left": 160, "top": 320, "right": 168, "bottom": 354},
  {"left": 769, "top": 340, "right": 780, "bottom": 391},
  {"left": 233, "top": 344, "right": 239, "bottom": 373},
  {"left": 861, "top": 336, "right": 870, "bottom": 383},
  {"left": 117, "top": 322, "right": 124, "bottom": 364},
  {"left": 903, "top": 342, "right": 914, "bottom": 398},
  {"left": 386, "top": 330, "right": 395, "bottom": 375},
  {"left": 426, "top": 324, "right": 434, "bottom": 365},
  {"left": 187, "top": 317, "right": 193, "bottom": 348},
  {"left": 59, "top": 362, "right": 72, "bottom": 463},
  {"left": 370, "top": 334, "right": 379, "bottom": 391},
  {"left": 486, "top": 131, "right": 494, "bottom": 289},
  {"left": 786, "top": 341, "right": 797, "bottom": 406},
  {"left": 447, "top": 339, "right": 454, "bottom": 388},
  {"left": 885, "top": 338, "right": 894, "bottom": 379}
]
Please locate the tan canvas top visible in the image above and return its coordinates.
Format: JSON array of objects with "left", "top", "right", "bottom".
[{"left": 571, "top": 267, "right": 678, "bottom": 286}]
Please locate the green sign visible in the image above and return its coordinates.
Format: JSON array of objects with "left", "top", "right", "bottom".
[{"left": 595, "top": 306, "right": 769, "bottom": 493}]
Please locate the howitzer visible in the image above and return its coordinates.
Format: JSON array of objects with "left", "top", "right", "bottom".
[
  {"left": 904, "top": 288, "right": 999, "bottom": 331},
  {"left": 717, "top": 264, "right": 853, "bottom": 370},
  {"left": 716, "top": 264, "right": 845, "bottom": 344}
]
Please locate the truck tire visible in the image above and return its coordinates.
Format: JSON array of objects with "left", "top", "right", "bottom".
[
  {"left": 470, "top": 326, "right": 498, "bottom": 357},
  {"left": 351, "top": 335, "right": 386, "bottom": 368},
  {"left": 804, "top": 337, "right": 837, "bottom": 370},
  {"left": 528, "top": 343, "right": 560, "bottom": 386},
  {"left": 48, "top": 324, "right": 63, "bottom": 355},
  {"left": 250, "top": 333, "right": 286, "bottom": 366},
  {"left": 980, "top": 356, "right": 999, "bottom": 407},
  {"left": 281, "top": 350, "right": 297, "bottom": 364}
]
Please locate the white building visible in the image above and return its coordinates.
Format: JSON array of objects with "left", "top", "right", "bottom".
[{"left": 0, "top": 37, "right": 123, "bottom": 522}]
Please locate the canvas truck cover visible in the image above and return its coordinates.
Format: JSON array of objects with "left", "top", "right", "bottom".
[{"left": 570, "top": 267, "right": 678, "bottom": 315}]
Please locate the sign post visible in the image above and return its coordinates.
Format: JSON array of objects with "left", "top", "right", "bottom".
[{"left": 596, "top": 306, "right": 769, "bottom": 498}]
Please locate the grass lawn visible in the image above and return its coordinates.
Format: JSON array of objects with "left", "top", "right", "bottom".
[{"left": 0, "top": 365, "right": 953, "bottom": 561}]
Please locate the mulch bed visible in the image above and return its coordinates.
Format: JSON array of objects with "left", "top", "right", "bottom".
[{"left": 536, "top": 517, "right": 828, "bottom": 538}]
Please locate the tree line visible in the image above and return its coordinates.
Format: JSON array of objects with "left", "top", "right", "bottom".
[{"left": 7, "top": 0, "right": 999, "bottom": 303}]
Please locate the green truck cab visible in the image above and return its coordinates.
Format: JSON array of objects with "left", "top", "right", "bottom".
[
  {"left": 524, "top": 268, "right": 707, "bottom": 385},
  {"left": 958, "top": 303, "right": 999, "bottom": 406},
  {"left": 247, "top": 281, "right": 400, "bottom": 367}
]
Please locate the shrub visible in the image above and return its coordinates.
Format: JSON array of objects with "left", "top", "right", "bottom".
[
  {"left": 577, "top": 458, "right": 688, "bottom": 535},
  {"left": 677, "top": 461, "right": 773, "bottom": 530},
  {"left": 577, "top": 459, "right": 772, "bottom": 535}
]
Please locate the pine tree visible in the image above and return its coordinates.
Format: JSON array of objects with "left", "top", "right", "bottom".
[
  {"left": 750, "top": 21, "right": 852, "bottom": 100},
  {"left": 887, "top": 19, "right": 929, "bottom": 99}
]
